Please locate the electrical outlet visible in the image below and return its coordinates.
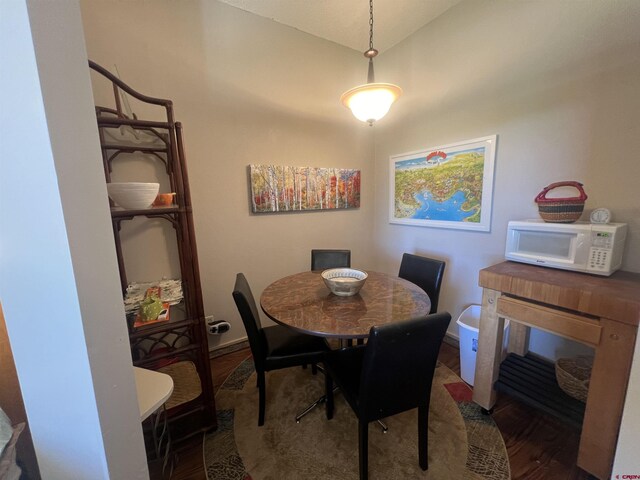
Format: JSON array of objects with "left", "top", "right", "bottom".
[
  {"left": 208, "top": 320, "right": 231, "bottom": 335},
  {"left": 205, "top": 315, "right": 215, "bottom": 325}
]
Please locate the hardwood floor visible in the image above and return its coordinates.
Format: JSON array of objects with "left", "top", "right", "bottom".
[
  {"left": 169, "top": 348, "right": 251, "bottom": 480},
  {"left": 170, "top": 343, "right": 592, "bottom": 480}
]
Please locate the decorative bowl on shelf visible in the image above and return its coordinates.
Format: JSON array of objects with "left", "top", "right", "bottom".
[
  {"left": 321, "top": 268, "right": 368, "bottom": 297},
  {"left": 107, "top": 182, "right": 159, "bottom": 209}
]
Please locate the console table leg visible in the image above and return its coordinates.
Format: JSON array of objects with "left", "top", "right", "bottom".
[
  {"left": 578, "top": 318, "right": 637, "bottom": 479},
  {"left": 472, "top": 288, "right": 505, "bottom": 411}
]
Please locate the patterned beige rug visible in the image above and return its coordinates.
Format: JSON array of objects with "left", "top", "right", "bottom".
[{"left": 205, "top": 358, "right": 510, "bottom": 480}]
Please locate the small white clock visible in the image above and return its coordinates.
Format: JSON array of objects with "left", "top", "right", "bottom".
[{"left": 590, "top": 207, "right": 612, "bottom": 224}]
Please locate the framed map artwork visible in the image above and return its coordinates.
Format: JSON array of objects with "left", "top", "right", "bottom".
[{"left": 389, "top": 135, "right": 497, "bottom": 231}]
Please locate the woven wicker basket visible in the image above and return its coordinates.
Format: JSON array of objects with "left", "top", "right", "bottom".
[
  {"left": 555, "top": 355, "right": 593, "bottom": 403},
  {"left": 535, "top": 181, "right": 588, "bottom": 223}
]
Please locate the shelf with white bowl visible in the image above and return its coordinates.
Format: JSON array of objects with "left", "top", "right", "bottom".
[
  {"left": 89, "top": 59, "right": 216, "bottom": 447},
  {"left": 110, "top": 205, "right": 187, "bottom": 218}
]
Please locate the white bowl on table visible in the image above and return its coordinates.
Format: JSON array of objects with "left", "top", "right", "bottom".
[
  {"left": 321, "top": 268, "right": 368, "bottom": 297},
  {"left": 107, "top": 182, "right": 159, "bottom": 209}
]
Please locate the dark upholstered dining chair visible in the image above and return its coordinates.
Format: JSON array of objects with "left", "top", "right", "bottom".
[
  {"left": 311, "top": 249, "right": 358, "bottom": 345},
  {"left": 232, "top": 273, "right": 331, "bottom": 426},
  {"left": 325, "top": 312, "right": 451, "bottom": 480},
  {"left": 311, "top": 249, "right": 351, "bottom": 271},
  {"left": 398, "top": 253, "right": 446, "bottom": 314}
]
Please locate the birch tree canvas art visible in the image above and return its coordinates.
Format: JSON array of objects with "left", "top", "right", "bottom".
[{"left": 249, "top": 165, "right": 361, "bottom": 213}]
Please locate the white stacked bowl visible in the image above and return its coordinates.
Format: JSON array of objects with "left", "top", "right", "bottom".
[{"left": 107, "top": 182, "right": 159, "bottom": 209}]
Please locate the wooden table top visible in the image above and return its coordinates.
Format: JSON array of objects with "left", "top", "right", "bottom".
[
  {"left": 479, "top": 261, "right": 640, "bottom": 326},
  {"left": 260, "top": 270, "right": 431, "bottom": 339}
]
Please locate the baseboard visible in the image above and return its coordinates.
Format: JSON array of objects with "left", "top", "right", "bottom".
[
  {"left": 443, "top": 333, "right": 459, "bottom": 349},
  {"left": 210, "top": 334, "right": 458, "bottom": 359},
  {"left": 209, "top": 338, "right": 250, "bottom": 359}
]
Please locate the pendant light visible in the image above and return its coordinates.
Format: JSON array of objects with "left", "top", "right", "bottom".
[{"left": 341, "top": 0, "right": 402, "bottom": 126}]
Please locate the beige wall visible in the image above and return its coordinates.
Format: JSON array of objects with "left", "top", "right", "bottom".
[
  {"left": 77, "top": 0, "right": 640, "bottom": 471},
  {"left": 80, "top": 0, "right": 639, "bottom": 349},
  {"left": 372, "top": 0, "right": 640, "bottom": 356},
  {"left": 80, "top": 0, "right": 374, "bottom": 349},
  {"left": 81, "top": 0, "right": 640, "bottom": 353},
  {"left": 366, "top": 3, "right": 640, "bottom": 468}
]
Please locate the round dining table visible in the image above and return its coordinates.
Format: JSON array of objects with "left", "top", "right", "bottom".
[{"left": 260, "top": 270, "right": 431, "bottom": 340}]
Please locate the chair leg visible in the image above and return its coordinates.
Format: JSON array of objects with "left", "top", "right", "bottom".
[
  {"left": 359, "top": 420, "right": 369, "bottom": 480},
  {"left": 312, "top": 363, "right": 318, "bottom": 375},
  {"left": 325, "top": 368, "right": 334, "bottom": 420},
  {"left": 418, "top": 405, "right": 428, "bottom": 470},
  {"left": 257, "top": 370, "right": 266, "bottom": 427}
]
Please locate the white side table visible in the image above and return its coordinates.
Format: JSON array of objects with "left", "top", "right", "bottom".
[
  {"left": 134, "top": 367, "right": 174, "bottom": 478},
  {"left": 134, "top": 367, "right": 174, "bottom": 421}
]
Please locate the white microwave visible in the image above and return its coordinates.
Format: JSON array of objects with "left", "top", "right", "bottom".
[{"left": 505, "top": 220, "right": 627, "bottom": 276}]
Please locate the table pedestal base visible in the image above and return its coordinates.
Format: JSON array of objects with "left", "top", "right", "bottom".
[
  {"left": 295, "top": 385, "right": 388, "bottom": 433},
  {"left": 295, "top": 386, "right": 338, "bottom": 423}
]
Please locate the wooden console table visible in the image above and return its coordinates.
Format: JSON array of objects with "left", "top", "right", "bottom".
[{"left": 473, "top": 261, "right": 640, "bottom": 479}]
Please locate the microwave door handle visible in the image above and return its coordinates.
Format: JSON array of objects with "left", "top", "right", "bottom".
[{"left": 574, "top": 232, "right": 590, "bottom": 266}]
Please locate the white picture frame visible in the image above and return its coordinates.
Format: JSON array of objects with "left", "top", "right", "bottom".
[{"left": 389, "top": 135, "right": 497, "bottom": 232}]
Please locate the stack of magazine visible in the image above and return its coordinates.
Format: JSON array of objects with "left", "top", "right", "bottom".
[{"left": 124, "top": 279, "right": 183, "bottom": 328}]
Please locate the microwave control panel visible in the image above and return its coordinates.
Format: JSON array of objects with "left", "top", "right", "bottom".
[
  {"left": 588, "top": 247, "right": 611, "bottom": 271},
  {"left": 588, "top": 230, "right": 616, "bottom": 271},
  {"left": 592, "top": 230, "right": 614, "bottom": 248}
]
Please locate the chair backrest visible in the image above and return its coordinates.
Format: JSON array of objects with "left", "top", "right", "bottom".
[
  {"left": 311, "top": 249, "right": 351, "bottom": 271},
  {"left": 232, "top": 273, "right": 266, "bottom": 368},
  {"left": 398, "top": 253, "right": 446, "bottom": 314},
  {"left": 358, "top": 312, "right": 451, "bottom": 422}
]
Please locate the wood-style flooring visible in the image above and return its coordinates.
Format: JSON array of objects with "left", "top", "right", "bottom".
[{"left": 170, "top": 343, "right": 592, "bottom": 480}]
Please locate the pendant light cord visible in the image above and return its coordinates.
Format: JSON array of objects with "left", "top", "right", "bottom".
[
  {"left": 369, "top": 0, "right": 374, "bottom": 52},
  {"left": 365, "top": 0, "right": 377, "bottom": 83}
]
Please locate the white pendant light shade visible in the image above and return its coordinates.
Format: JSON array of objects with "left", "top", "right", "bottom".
[
  {"left": 341, "top": 0, "right": 402, "bottom": 126},
  {"left": 341, "top": 83, "right": 402, "bottom": 124}
]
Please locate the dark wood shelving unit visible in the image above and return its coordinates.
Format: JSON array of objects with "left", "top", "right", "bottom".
[{"left": 89, "top": 61, "right": 217, "bottom": 455}]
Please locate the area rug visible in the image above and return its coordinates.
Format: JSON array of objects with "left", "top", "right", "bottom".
[{"left": 204, "top": 358, "right": 510, "bottom": 480}]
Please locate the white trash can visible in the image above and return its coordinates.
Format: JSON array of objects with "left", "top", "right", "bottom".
[{"left": 456, "top": 305, "right": 509, "bottom": 386}]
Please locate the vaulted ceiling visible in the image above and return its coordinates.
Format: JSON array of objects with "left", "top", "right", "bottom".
[{"left": 217, "top": 0, "right": 462, "bottom": 53}]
